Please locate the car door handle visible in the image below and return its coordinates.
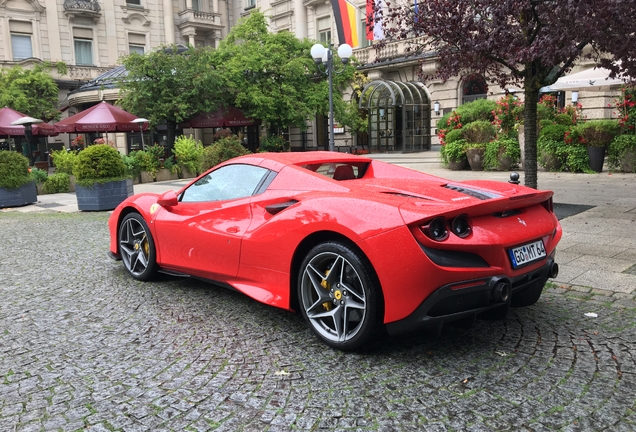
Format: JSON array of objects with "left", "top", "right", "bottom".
[{"left": 226, "top": 226, "right": 240, "bottom": 233}]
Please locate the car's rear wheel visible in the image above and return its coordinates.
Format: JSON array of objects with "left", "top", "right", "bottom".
[
  {"left": 118, "top": 213, "right": 158, "bottom": 281},
  {"left": 298, "top": 242, "right": 381, "bottom": 351}
]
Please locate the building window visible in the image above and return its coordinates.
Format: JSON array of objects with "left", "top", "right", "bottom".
[
  {"left": 359, "top": 19, "right": 371, "bottom": 48},
  {"left": 462, "top": 74, "right": 488, "bottom": 104},
  {"left": 126, "top": 0, "right": 141, "bottom": 4},
  {"left": 11, "top": 34, "right": 32, "bottom": 60},
  {"left": 74, "top": 39, "right": 93, "bottom": 65},
  {"left": 9, "top": 20, "right": 33, "bottom": 60},
  {"left": 129, "top": 45, "right": 145, "bottom": 55},
  {"left": 192, "top": 0, "right": 200, "bottom": 10},
  {"left": 73, "top": 27, "right": 94, "bottom": 65},
  {"left": 317, "top": 17, "right": 331, "bottom": 45},
  {"left": 128, "top": 33, "right": 146, "bottom": 54},
  {"left": 246, "top": 0, "right": 255, "bottom": 8}
]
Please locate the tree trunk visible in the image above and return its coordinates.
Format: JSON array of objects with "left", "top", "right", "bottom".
[
  {"left": 523, "top": 85, "right": 539, "bottom": 189},
  {"left": 166, "top": 120, "right": 177, "bottom": 157}
]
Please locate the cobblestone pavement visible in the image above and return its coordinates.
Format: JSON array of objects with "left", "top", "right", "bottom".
[{"left": 1, "top": 212, "right": 636, "bottom": 431}]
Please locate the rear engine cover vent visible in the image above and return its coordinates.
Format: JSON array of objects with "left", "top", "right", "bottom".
[{"left": 444, "top": 184, "right": 502, "bottom": 200}]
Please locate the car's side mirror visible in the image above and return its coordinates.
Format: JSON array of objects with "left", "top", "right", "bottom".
[{"left": 157, "top": 190, "right": 178, "bottom": 207}]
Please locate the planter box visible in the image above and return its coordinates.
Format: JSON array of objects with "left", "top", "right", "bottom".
[
  {"left": 0, "top": 181, "right": 37, "bottom": 208},
  {"left": 179, "top": 165, "right": 197, "bottom": 179},
  {"left": 587, "top": 146, "right": 606, "bottom": 173},
  {"left": 75, "top": 179, "right": 133, "bottom": 211},
  {"left": 140, "top": 171, "right": 156, "bottom": 183},
  {"left": 466, "top": 148, "right": 485, "bottom": 171},
  {"left": 156, "top": 168, "right": 179, "bottom": 182},
  {"left": 448, "top": 157, "right": 468, "bottom": 171}
]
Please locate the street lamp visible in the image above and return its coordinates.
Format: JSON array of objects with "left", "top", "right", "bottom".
[
  {"left": 11, "top": 116, "right": 43, "bottom": 166},
  {"left": 311, "top": 43, "right": 352, "bottom": 152},
  {"left": 131, "top": 118, "right": 149, "bottom": 150}
]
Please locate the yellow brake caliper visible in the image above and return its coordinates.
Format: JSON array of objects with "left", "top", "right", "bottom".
[{"left": 321, "top": 269, "right": 332, "bottom": 311}]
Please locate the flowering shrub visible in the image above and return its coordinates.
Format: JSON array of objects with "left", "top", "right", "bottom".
[
  {"left": 93, "top": 138, "right": 107, "bottom": 145},
  {"left": 610, "top": 87, "right": 636, "bottom": 133},
  {"left": 437, "top": 110, "right": 462, "bottom": 145},
  {"left": 492, "top": 95, "right": 523, "bottom": 138},
  {"left": 71, "top": 135, "right": 84, "bottom": 149}
]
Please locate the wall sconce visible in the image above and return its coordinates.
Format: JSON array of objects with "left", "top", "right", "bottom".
[
  {"left": 571, "top": 91, "right": 579, "bottom": 105},
  {"left": 434, "top": 101, "right": 440, "bottom": 115}
]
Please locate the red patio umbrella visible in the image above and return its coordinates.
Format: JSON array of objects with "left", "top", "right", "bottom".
[
  {"left": 54, "top": 101, "right": 148, "bottom": 133},
  {"left": 181, "top": 106, "right": 257, "bottom": 128},
  {"left": 0, "top": 107, "right": 59, "bottom": 136}
]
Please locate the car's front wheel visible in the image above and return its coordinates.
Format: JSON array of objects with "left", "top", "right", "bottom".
[
  {"left": 298, "top": 242, "right": 382, "bottom": 350},
  {"left": 118, "top": 213, "right": 158, "bottom": 281}
]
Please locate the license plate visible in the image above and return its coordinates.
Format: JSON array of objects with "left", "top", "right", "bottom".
[{"left": 508, "top": 240, "right": 546, "bottom": 269}]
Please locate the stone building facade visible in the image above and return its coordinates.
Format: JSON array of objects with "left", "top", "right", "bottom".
[{"left": 1, "top": 0, "right": 617, "bottom": 155}]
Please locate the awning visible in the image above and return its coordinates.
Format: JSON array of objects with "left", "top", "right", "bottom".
[
  {"left": 181, "top": 106, "right": 257, "bottom": 128},
  {"left": 542, "top": 67, "right": 631, "bottom": 92}
]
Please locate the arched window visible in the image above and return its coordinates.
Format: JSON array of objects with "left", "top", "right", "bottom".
[{"left": 462, "top": 75, "right": 488, "bottom": 104}]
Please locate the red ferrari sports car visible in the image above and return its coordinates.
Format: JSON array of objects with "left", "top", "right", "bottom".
[{"left": 108, "top": 151, "right": 561, "bottom": 350}]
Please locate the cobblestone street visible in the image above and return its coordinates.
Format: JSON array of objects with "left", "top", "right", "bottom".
[{"left": 1, "top": 212, "right": 636, "bottom": 431}]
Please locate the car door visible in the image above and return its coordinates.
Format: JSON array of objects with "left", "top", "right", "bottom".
[{"left": 153, "top": 164, "right": 272, "bottom": 279}]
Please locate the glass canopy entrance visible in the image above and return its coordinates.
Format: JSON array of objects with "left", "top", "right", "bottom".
[{"left": 358, "top": 80, "right": 431, "bottom": 153}]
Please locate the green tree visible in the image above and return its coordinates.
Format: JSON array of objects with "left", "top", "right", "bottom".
[
  {"left": 381, "top": 0, "right": 636, "bottom": 188},
  {"left": 117, "top": 45, "right": 228, "bottom": 153},
  {"left": 0, "top": 63, "right": 66, "bottom": 121},
  {"left": 212, "top": 10, "right": 355, "bottom": 133}
]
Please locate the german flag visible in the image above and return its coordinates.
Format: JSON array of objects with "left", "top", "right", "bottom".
[{"left": 331, "top": 0, "right": 360, "bottom": 48}]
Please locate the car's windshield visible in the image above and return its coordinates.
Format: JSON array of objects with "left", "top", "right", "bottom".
[{"left": 180, "top": 164, "right": 270, "bottom": 202}]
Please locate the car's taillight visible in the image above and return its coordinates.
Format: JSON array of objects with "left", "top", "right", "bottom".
[
  {"left": 451, "top": 214, "right": 471, "bottom": 238},
  {"left": 422, "top": 217, "right": 449, "bottom": 241},
  {"left": 541, "top": 197, "right": 554, "bottom": 213}
]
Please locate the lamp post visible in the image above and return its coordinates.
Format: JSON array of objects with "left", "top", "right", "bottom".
[
  {"left": 131, "top": 118, "right": 149, "bottom": 150},
  {"left": 311, "top": 43, "right": 352, "bottom": 152},
  {"left": 10, "top": 116, "right": 44, "bottom": 166}
]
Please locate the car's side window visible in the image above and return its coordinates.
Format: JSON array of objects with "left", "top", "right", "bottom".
[{"left": 180, "top": 164, "right": 270, "bottom": 203}]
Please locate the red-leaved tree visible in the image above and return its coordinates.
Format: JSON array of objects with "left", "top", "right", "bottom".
[{"left": 378, "top": 0, "right": 636, "bottom": 188}]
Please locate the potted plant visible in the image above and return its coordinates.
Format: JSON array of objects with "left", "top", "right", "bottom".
[
  {"left": 536, "top": 124, "right": 568, "bottom": 171},
  {"left": 73, "top": 144, "right": 132, "bottom": 211},
  {"left": 577, "top": 120, "right": 620, "bottom": 172},
  {"left": 440, "top": 139, "right": 468, "bottom": 170},
  {"left": 462, "top": 120, "right": 496, "bottom": 171},
  {"left": 31, "top": 167, "right": 49, "bottom": 194},
  {"left": 0, "top": 150, "right": 37, "bottom": 208},
  {"left": 50, "top": 149, "right": 77, "bottom": 191},
  {"left": 156, "top": 155, "right": 180, "bottom": 182},
  {"left": 484, "top": 138, "right": 521, "bottom": 171},
  {"left": 608, "top": 134, "right": 636, "bottom": 173},
  {"left": 174, "top": 135, "right": 203, "bottom": 178}
]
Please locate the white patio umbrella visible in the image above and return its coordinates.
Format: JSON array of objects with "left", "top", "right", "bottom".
[{"left": 547, "top": 67, "right": 631, "bottom": 91}]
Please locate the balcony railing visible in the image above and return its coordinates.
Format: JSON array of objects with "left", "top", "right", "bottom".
[
  {"left": 354, "top": 37, "right": 428, "bottom": 67},
  {"left": 63, "top": 0, "right": 101, "bottom": 21},
  {"left": 178, "top": 9, "right": 223, "bottom": 29}
]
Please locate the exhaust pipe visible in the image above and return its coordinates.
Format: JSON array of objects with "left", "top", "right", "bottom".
[
  {"left": 492, "top": 280, "right": 511, "bottom": 303},
  {"left": 549, "top": 262, "right": 559, "bottom": 279}
]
